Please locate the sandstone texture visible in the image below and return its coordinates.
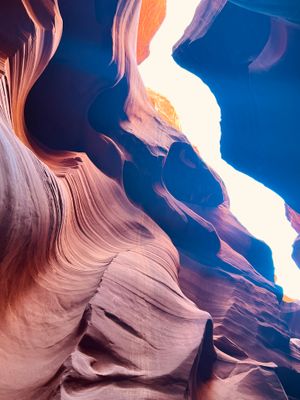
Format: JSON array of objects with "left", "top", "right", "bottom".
[{"left": 0, "top": 1, "right": 299, "bottom": 399}]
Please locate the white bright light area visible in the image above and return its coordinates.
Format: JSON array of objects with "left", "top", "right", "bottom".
[{"left": 139, "top": 0, "right": 300, "bottom": 299}]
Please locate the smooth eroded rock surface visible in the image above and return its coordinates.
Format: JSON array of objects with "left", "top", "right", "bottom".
[{"left": 1, "top": 1, "right": 300, "bottom": 399}]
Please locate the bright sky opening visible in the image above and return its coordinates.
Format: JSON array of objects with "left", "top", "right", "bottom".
[{"left": 139, "top": 0, "right": 300, "bottom": 299}]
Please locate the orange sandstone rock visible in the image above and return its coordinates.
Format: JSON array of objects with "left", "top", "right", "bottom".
[
  {"left": 137, "top": 0, "right": 166, "bottom": 63},
  {"left": 1, "top": 1, "right": 300, "bottom": 400},
  {"left": 146, "top": 88, "right": 181, "bottom": 130}
]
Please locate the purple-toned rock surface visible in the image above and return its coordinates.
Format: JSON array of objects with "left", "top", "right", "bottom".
[{"left": 0, "top": 1, "right": 299, "bottom": 399}]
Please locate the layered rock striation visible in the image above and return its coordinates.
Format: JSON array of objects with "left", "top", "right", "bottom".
[{"left": 0, "top": 1, "right": 299, "bottom": 399}]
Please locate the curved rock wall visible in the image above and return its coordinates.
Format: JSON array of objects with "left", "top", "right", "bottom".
[
  {"left": 0, "top": 1, "right": 300, "bottom": 399},
  {"left": 173, "top": 0, "right": 300, "bottom": 213}
]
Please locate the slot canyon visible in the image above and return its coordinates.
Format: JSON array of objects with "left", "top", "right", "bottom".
[{"left": 0, "top": 1, "right": 300, "bottom": 399}]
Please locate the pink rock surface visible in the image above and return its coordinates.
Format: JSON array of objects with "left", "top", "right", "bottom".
[{"left": 0, "top": 1, "right": 299, "bottom": 399}]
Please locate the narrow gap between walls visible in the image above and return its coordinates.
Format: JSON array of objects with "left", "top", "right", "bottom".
[{"left": 138, "top": 0, "right": 299, "bottom": 299}]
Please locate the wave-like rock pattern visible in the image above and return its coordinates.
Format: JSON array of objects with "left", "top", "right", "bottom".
[{"left": 0, "top": 1, "right": 299, "bottom": 399}]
